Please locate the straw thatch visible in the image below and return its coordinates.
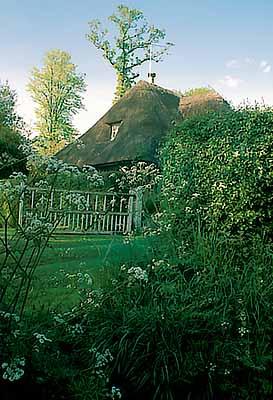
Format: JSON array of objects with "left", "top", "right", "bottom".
[
  {"left": 56, "top": 80, "right": 228, "bottom": 169},
  {"left": 179, "top": 90, "right": 229, "bottom": 118}
]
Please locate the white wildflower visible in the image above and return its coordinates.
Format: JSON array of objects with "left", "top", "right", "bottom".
[
  {"left": 127, "top": 266, "right": 148, "bottom": 285},
  {"left": 2, "top": 357, "right": 25, "bottom": 381},
  {"left": 111, "top": 385, "right": 122, "bottom": 399},
  {"left": 238, "top": 326, "right": 249, "bottom": 337},
  {"left": 89, "top": 348, "right": 114, "bottom": 379},
  {"left": 33, "top": 333, "right": 52, "bottom": 344}
]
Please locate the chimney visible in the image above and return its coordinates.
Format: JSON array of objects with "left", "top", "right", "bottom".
[{"left": 148, "top": 72, "right": 156, "bottom": 84}]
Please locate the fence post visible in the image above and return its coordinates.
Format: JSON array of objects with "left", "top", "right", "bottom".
[
  {"left": 18, "top": 191, "right": 24, "bottom": 226},
  {"left": 132, "top": 188, "right": 143, "bottom": 231},
  {"left": 127, "top": 192, "right": 134, "bottom": 233}
]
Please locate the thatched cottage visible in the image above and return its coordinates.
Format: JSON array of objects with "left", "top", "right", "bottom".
[{"left": 57, "top": 80, "right": 228, "bottom": 170}]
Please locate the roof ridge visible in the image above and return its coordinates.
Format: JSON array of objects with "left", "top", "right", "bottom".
[{"left": 127, "top": 80, "right": 179, "bottom": 98}]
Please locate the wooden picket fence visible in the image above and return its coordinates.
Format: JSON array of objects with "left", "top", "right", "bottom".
[{"left": 18, "top": 187, "right": 142, "bottom": 234}]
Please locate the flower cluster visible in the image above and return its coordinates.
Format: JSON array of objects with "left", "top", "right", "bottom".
[
  {"left": 24, "top": 215, "right": 53, "bottom": 238},
  {"left": 111, "top": 385, "right": 122, "bottom": 399},
  {"left": 27, "top": 152, "right": 103, "bottom": 190},
  {"left": 65, "top": 193, "right": 88, "bottom": 210},
  {"left": 90, "top": 348, "right": 113, "bottom": 379},
  {"left": 82, "top": 289, "right": 103, "bottom": 308},
  {"left": 110, "top": 161, "right": 161, "bottom": 192},
  {"left": 52, "top": 310, "right": 84, "bottom": 337},
  {"left": 68, "top": 323, "right": 84, "bottom": 337},
  {"left": 238, "top": 310, "right": 249, "bottom": 337},
  {"left": 33, "top": 332, "right": 52, "bottom": 344},
  {"left": 82, "top": 165, "right": 104, "bottom": 187},
  {"left": 126, "top": 266, "right": 148, "bottom": 285},
  {"left": 0, "top": 311, "right": 20, "bottom": 322},
  {"left": 0, "top": 172, "right": 28, "bottom": 201},
  {"left": 65, "top": 271, "right": 93, "bottom": 289},
  {"left": 2, "top": 357, "right": 25, "bottom": 381},
  {"left": 27, "top": 152, "right": 68, "bottom": 175}
]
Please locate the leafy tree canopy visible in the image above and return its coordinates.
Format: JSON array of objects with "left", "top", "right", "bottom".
[
  {"left": 28, "top": 49, "right": 87, "bottom": 156},
  {"left": 87, "top": 4, "right": 173, "bottom": 101},
  {"left": 0, "top": 81, "right": 28, "bottom": 178},
  {"left": 0, "top": 80, "right": 26, "bottom": 134}
]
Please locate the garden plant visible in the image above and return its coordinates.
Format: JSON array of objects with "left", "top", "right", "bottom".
[{"left": 0, "top": 104, "right": 272, "bottom": 400}]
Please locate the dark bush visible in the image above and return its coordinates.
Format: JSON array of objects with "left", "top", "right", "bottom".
[{"left": 0, "top": 125, "right": 27, "bottom": 178}]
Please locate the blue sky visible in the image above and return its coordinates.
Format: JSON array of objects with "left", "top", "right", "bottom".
[{"left": 1, "top": 0, "right": 273, "bottom": 134}]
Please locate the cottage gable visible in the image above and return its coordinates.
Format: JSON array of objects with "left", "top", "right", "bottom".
[{"left": 56, "top": 80, "right": 228, "bottom": 169}]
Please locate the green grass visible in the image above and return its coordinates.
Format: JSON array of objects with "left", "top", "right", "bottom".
[{"left": 25, "top": 234, "right": 152, "bottom": 313}]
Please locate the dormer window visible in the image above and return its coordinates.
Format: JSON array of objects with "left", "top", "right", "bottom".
[{"left": 110, "top": 121, "right": 122, "bottom": 141}]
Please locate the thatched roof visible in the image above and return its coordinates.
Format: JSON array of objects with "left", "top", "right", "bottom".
[
  {"left": 179, "top": 90, "right": 229, "bottom": 118},
  {"left": 56, "top": 80, "right": 228, "bottom": 169}
]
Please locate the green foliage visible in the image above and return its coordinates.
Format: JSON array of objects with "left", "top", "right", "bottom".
[
  {"left": 0, "top": 81, "right": 25, "bottom": 133},
  {"left": 20, "top": 235, "right": 150, "bottom": 313},
  {"left": 0, "top": 81, "right": 29, "bottom": 178},
  {"left": 182, "top": 86, "right": 216, "bottom": 97},
  {"left": 2, "top": 102, "right": 273, "bottom": 399},
  {"left": 0, "top": 150, "right": 104, "bottom": 313},
  {"left": 160, "top": 105, "right": 273, "bottom": 238},
  {"left": 3, "top": 232, "right": 269, "bottom": 399},
  {"left": 87, "top": 5, "right": 173, "bottom": 101},
  {"left": 108, "top": 161, "right": 161, "bottom": 192},
  {"left": 27, "top": 50, "right": 87, "bottom": 156},
  {"left": 27, "top": 152, "right": 104, "bottom": 192},
  {"left": 108, "top": 162, "right": 162, "bottom": 225},
  {"left": 94, "top": 234, "right": 271, "bottom": 399},
  {"left": 0, "top": 125, "right": 27, "bottom": 178}
]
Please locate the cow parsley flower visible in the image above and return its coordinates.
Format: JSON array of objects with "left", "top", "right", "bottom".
[
  {"left": 127, "top": 266, "right": 148, "bottom": 285},
  {"left": 2, "top": 357, "right": 25, "bottom": 381},
  {"left": 89, "top": 348, "right": 114, "bottom": 379},
  {"left": 33, "top": 333, "right": 52, "bottom": 344},
  {"left": 111, "top": 385, "right": 122, "bottom": 399}
]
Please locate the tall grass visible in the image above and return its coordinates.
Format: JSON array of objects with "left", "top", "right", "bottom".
[{"left": 63, "top": 230, "right": 272, "bottom": 399}]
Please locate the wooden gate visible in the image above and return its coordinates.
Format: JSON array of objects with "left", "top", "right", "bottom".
[{"left": 18, "top": 188, "right": 142, "bottom": 234}]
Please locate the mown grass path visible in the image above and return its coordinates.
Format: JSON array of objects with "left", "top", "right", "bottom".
[{"left": 26, "top": 234, "right": 152, "bottom": 313}]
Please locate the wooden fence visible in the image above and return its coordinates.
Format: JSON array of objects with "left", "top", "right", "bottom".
[{"left": 18, "top": 187, "right": 142, "bottom": 234}]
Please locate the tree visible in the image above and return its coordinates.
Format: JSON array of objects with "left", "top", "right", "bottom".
[
  {"left": 87, "top": 5, "right": 173, "bottom": 101},
  {"left": 0, "top": 80, "right": 25, "bottom": 133},
  {"left": 0, "top": 125, "right": 27, "bottom": 178},
  {"left": 27, "top": 50, "right": 87, "bottom": 156},
  {"left": 0, "top": 81, "right": 28, "bottom": 177}
]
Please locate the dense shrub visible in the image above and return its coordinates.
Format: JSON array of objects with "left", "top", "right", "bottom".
[
  {"left": 27, "top": 152, "right": 104, "bottom": 191},
  {"left": 0, "top": 125, "right": 27, "bottom": 178},
  {"left": 160, "top": 105, "right": 273, "bottom": 239}
]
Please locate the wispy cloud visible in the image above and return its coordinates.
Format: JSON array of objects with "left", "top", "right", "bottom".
[
  {"left": 263, "top": 65, "right": 271, "bottom": 73},
  {"left": 260, "top": 60, "right": 271, "bottom": 73},
  {"left": 244, "top": 57, "right": 255, "bottom": 65},
  {"left": 218, "top": 75, "right": 243, "bottom": 88},
  {"left": 226, "top": 59, "right": 240, "bottom": 68},
  {"left": 225, "top": 57, "right": 271, "bottom": 74}
]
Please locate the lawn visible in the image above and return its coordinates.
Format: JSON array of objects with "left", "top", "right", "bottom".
[{"left": 25, "top": 233, "right": 153, "bottom": 313}]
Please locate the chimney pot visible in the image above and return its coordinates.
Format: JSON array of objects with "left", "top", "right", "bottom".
[{"left": 148, "top": 72, "right": 156, "bottom": 84}]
